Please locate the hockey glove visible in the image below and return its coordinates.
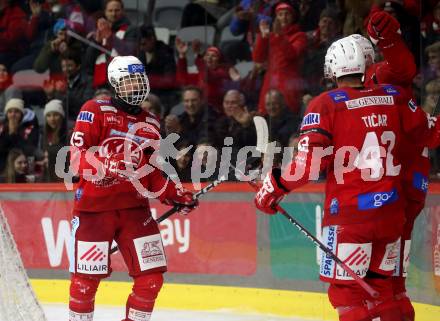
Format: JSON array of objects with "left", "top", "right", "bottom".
[
  {"left": 104, "top": 152, "right": 139, "bottom": 181},
  {"left": 163, "top": 183, "right": 199, "bottom": 215},
  {"left": 367, "top": 11, "right": 400, "bottom": 45},
  {"left": 254, "top": 168, "right": 288, "bottom": 215}
]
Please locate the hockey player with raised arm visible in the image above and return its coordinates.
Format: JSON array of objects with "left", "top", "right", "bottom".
[
  {"left": 350, "top": 11, "right": 428, "bottom": 321},
  {"left": 68, "top": 56, "right": 198, "bottom": 321},
  {"left": 254, "top": 37, "right": 440, "bottom": 321}
]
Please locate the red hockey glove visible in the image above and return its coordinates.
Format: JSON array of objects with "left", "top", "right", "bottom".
[
  {"left": 104, "top": 152, "right": 139, "bottom": 181},
  {"left": 163, "top": 184, "right": 199, "bottom": 215},
  {"left": 254, "top": 168, "right": 288, "bottom": 215},
  {"left": 367, "top": 11, "right": 400, "bottom": 45}
]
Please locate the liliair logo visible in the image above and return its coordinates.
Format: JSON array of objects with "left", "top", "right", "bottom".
[{"left": 76, "top": 241, "right": 109, "bottom": 274}]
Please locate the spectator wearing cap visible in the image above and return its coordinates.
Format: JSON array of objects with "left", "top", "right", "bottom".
[
  {"left": 302, "top": 6, "right": 342, "bottom": 95},
  {"left": 134, "top": 25, "right": 176, "bottom": 92},
  {"left": 39, "top": 99, "right": 67, "bottom": 182},
  {"left": 0, "top": 98, "right": 39, "bottom": 171},
  {"left": 175, "top": 39, "right": 240, "bottom": 114},
  {"left": 0, "top": 0, "right": 27, "bottom": 68},
  {"left": 253, "top": 1, "right": 307, "bottom": 115},
  {"left": 33, "top": 18, "right": 83, "bottom": 81},
  {"left": 84, "top": 0, "right": 132, "bottom": 89}
]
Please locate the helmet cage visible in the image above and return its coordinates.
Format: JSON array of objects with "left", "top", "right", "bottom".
[
  {"left": 113, "top": 72, "right": 150, "bottom": 106},
  {"left": 108, "top": 56, "right": 150, "bottom": 106}
]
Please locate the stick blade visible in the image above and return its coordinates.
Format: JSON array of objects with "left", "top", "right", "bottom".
[{"left": 253, "top": 116, "right": 269, "bottom": 153}]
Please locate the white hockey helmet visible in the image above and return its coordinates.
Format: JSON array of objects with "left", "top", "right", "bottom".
[
  {"left": 324, "top": 37, "right": 366, "bottom": 79},
  {"left": 348, "top": 34, "right": 376, "bottom": 66},
  {"left": 107, "top": 55, "right": 150, "bottom": 106}
]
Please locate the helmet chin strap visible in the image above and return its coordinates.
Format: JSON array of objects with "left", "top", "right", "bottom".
[{"left": 111, "top": 95, "right": 142, "bottom": 115}]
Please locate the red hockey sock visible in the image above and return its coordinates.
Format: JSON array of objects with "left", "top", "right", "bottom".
[
  {"left": 69, "top": 274, "right": 100, "bottom": 321},
  {"left": 367, "top": 299, "right": 403, "bottom": 321},
  {"left": 123, "top": 273, "right": 163, "bottom": 321},
  {"left": 395, "top": 293, "right": 415, "bottom": 321}
]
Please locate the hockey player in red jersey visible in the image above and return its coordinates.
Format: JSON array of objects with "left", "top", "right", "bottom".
[
  {"left": 254, "top": 37, "right": 440, "bottom": 321},
  {"left": 68, "top": 56, "right": 198, "bottom": 321},
  {"left": 350, "top": 11, "right": 427, "bottom": 321}
]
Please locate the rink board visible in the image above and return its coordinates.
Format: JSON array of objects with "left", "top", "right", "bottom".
[
  {"left": 1, "top": 183, "right": 440, "bottom": 320},
  {"left": 31, "top": 279, "right": 440, "bottom": 321}
]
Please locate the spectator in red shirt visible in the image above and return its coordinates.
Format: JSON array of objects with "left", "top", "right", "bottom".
[
  {"left": 176, "top": 39, "right": 240, "bottom": 114},
  {"left": 252, "top": 1, "right": 307, "bottom": 115},
  {"left": 0, "top": 0, "right": 27, "bottom": 68}
]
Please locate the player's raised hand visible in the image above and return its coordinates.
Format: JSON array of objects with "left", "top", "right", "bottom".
[
  {"left": 255, "top": 168, "right": 287, "bottom": 214},
  {"left": 367, "top": 11, "right": 400, "bottom": 44}
]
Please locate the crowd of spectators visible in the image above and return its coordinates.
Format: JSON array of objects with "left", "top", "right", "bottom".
[{"left": 0, "top": 0, "right": 438, "bottom": 183}]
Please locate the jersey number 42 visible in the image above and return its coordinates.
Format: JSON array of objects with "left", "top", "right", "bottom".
[{"left": 353, "top": 131, "right": 401, "bottom": 180}]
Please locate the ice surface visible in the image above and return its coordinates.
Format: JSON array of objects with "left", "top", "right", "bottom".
[{"left": 43, "top": 304, "right": 321, "bottom": 321}]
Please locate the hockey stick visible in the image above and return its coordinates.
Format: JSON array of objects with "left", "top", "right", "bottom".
[
  {"left": 109, "top": 174, "right": 231, "bottom": 254},
  {"left": 238, "top": 169, "right": 380, "bottom": 298},
  {"left": 271, "top": 200, "right": 379, "bottom": 298},
  {"left": 110, "top": 116, "right": 269, "bottom": 254},
  {"left": 66, "top": 29, "right": 112, "bottom": 55}
]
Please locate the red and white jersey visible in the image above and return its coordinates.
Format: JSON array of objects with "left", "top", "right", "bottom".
[
  {"left": 280, "top": 85, "right": 440, "bottom": 226},
  {"left": 364, "top": 38, "right": 430, "bottom": 205},
  {"left": 70, "top": 98, "right": 165, "bottom": 212}
]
